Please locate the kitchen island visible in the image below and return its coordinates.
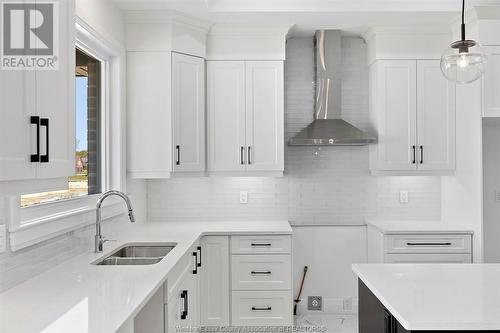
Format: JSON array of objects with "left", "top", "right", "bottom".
[{"left": 353, "top": 264, "right": 500, "bottom": 332}]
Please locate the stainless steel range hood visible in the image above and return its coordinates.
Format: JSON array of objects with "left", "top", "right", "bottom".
[{"left": 288, "top": 30, "right": 377, "bottom": 146}]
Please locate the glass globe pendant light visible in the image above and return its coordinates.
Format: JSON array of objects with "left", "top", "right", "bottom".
[{"left": 440, "top": 0, "right": 488, "bottom": 84}]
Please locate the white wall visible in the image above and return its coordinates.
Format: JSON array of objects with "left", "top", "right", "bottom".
[{"left": 482, "top": 119, "right": 500, "bottom": 263}]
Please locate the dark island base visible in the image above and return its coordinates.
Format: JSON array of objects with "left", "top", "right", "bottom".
[{"left": 358, "top": 278, "right": 500, "bottom": 333}]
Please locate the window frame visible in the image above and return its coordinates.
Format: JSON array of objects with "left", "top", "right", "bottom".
[{"left": 6, "top": 19, "right": 127, "bottom": 251}]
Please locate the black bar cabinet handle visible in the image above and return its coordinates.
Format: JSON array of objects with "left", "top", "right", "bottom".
[
  {"left": 251, "top": 243, "right": 272, "bottom": 247},
  {"left": 251, "top": 306, "right": 272, "bottom": 311},
  {"left": 406, "top": 242, "right": 452, "bottom": 246},
  {"left": 248, "top": 146, "right": 252, "bottom": 165},
  {"left": 176, "top": 145, "right": 180, "bottom": 165},
  {"left": 180, "top": 290, "right": 188, "bottom": 319},
  {"left": 241, "top": 146, "right": 245, "bottom": 165},
  {"left": 412, "top": 145, "right": 416, "bottom": 164},
  {"left": 192, "top": 252, "right": 198, "bottom": 274},
  {"left": 420, "top": 145, "right": 424, "bottom": 164},
  {"left": 30, "top": 116, "right": 40, "bottom": 162},
  {"left": 197, "top": 246, "right": 202, "bottom": 267},
  {"left": 40, "top": 118, "right": 49, "bottom": 163},
  {"left": 251, "top": 270, "right": 272, "bottom": 275}
]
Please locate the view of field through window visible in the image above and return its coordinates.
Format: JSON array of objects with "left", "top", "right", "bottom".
[{"left": 20, "top": 49, "right": 102, "bottom": 207}]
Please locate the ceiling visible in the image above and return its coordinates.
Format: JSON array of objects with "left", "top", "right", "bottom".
[{"left": 111, "top": 0, "right": 498, "bottom": 36}]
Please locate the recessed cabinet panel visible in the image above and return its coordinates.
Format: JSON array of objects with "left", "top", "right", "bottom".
[
  {"left": 375, "top": 60, "right": 417, "bottom": 170},
  {"left": 199, "top": 236, "right": 230, "bottom": 326},
  {"left": 207, "top": 61, "right": 247, "bottom": 172},
  {"left": 245, "top": 61, "right": 284, "bottom": 171},
  {"left": 483, "top": 46, "right": 500, "bottom": 117},
  {"left": 416, "top": 60, "right": 456, "bottom": 171},
  {"left": 172, "top": 53, "right": 205, "bottom": 172}
]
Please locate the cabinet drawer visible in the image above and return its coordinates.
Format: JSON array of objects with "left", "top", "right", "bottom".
[
  {"left": 231, "top": 235, "right": 291, "bottom": 254},
  {"left": 385, "top": 253, "right": 472, "bottom": 263},
  {"left": 385, "top": 234, "right": 472, "bottom": 254},
  {"left": 231, "top": 255, "right": 291, "bottom": 290},
  {"left": 231, "top": 290, "right": 292, "bottom": 326}
]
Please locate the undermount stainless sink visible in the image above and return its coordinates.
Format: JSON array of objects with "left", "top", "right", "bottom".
[{"left": 93, "top": 243, "right": 176, "bottom": 266}]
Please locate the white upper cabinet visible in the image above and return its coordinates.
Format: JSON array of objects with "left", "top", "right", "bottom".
[
  {"left": 483, "top": 46, "right": 500, "bottom": 117},
  {"left": 372, "top": 60, "right": 417, "bottom": 171},
  {"left": 370, "top": 59, "right": 456, "bottom": 173},
  {"left": 245, "top": 61, "right": 284, "bottom": 172},
  {"left": 416, "top": 60, "right": 456, "bottom": 171},
  {"left": 127, "top": 52, "right": 206, "bottom": 178},
  {"left": 172, "top": 53, "right": 206, "bottom": 173},
  {"left": 207, "top": 61, "right": 284, "bottom": 174},
  {"left": 0, "top": 0, "right": 75, "bottom": 182},
  {"left": 207, "top": 61, "right": 246, "bottom": 172}
]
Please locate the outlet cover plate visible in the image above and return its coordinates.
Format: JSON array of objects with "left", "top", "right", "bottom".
[{"left": 308, "top": 296, "right": 322, "bottom": 311}]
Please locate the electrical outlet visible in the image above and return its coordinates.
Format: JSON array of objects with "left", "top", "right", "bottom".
[
  {"left": 495, "top": 191, "right": 500, "bottom": 203},
  {"left": 0, "top": 225, "right": 6, "bottom": 253},
  {"left": 399, "top": 190, "right": 409, "bottom": 204},
  {"left": 343, "top": 297, "right": 353, "bottom": 311},
  {"left": 239, "top": 191, "right": 248, "bottom": 204},
  {"left": 308, "top": 296, "right": 322, "bottom": 311}
]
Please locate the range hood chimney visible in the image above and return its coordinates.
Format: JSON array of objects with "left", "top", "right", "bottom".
[{"left": 288, "top": 30, "right": 377, "bottom": 146}]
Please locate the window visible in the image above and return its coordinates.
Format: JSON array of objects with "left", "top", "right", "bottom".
[{"left": 20, "top": 48, "right": 103, "bottom": 207}]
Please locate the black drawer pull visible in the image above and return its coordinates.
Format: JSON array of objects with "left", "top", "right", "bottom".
[
  {"left": 176, "top": 145, "right": 180, "bottom": 165},
  {"left": 406, "top": 242, "right": 452, "bottom": 246},
  {"left": 197, "top": 246, "right": 202, "bottom": 267},
  {"left": 251, "top": 270, "right": 271, "bottom": 275},
  {"left": 192, "top": 252, "right": 198, "bottom": 274},
  {"left": 241, "top": 146, "right": 245, "bottom": 165},
  {"left": 412, "top": 145, "right": 416, "bottom": 164},
  {"left": 420, "top": 145, "right": 424, "bottom": 164},
  {"left": 180, "top": 290, "right": 188, "bottom": 320},
  {"left": 40, "top": 118, "right": 49, "bottom": 163},
  {"left": 30, "top": 116, "right": 40, "bottom": 162},
  {"left": 251, "top": 243, "right": 272, "bottom": 247},
  {"left": 251, "top": 306, "right": 272, "bottom": 311}
]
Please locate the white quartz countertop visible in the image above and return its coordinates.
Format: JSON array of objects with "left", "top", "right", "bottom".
[
  {"left": 365, "top": 218, "right": 474, "bottom": 234},
  {"left": 0, "top": 220, "right": 292, "bottom": 333},
  {"left": 353, "top": 263, "right": 500, "bottom": 330}
]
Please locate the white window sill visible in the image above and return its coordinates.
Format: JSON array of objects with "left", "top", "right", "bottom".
[{"left": 8, "top": 194, "right": 128, "bottom": 251}]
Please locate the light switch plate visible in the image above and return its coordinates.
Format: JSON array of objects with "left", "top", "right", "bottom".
[
  {"left": 495, "top": 191, "right": 500, "bottom": 203},
  {"left": 399, "top": 190, "right": 409, "bottom": 204},
  {"left": 0, "top": 225, "right": 6, "bottom": 253},
  {"left": 239, "top": 191, "right": 248, "bottom": 204}
]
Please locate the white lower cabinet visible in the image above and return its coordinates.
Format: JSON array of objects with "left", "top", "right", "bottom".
[
  {"left": 231, "top": 290, "right": 293, "bottom": 326},
  {"left": 134, "top": 235, "right": 292, "bottom": 332},
  {"left": 199, "top": 236, "right": 230, "bottom": 326},
  {"left": 367, "top": 225, "right": 473, "bottom": 264}
]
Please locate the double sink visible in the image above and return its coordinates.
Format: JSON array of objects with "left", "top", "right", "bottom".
[{"left": 94, "top": 243, "right": 176, "bottom": 266}]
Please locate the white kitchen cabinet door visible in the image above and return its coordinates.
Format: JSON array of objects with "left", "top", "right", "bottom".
[
  {"left": 172, "top": 53, "right": 205, "bottom": 172},
  {"left": 127, "top": 52, "right": 172, "bottom": 178},
  {"left": 416, "top": 60, "right": 456, "bottom": 171},
  {"left": 483, "top": 46, "right": 500, "bottom": 117},
  {"left": 37, "top": 0, "right": 75, "bottom": 178},
  {"left": 245, "top": 61, "right": 284, "bottom": 171},
  {"left": 0, "top": 70, "right": 37, "bottom": 181},
  {"left": 0, "top": 0, "right": 74, "bottom": 181},
  {"left": 374, "top": 60, "right": 417, "bottom": 171},
  {"left": 168, "top": 250, "right": 199, "bottom": 332},
  {"left": 207, "top": 61, "right": 246, "bottom": 172},
  {"left": 199, "top": 236, "right": 230, "bottom": 326}
]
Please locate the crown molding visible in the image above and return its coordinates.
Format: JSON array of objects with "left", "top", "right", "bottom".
[
  {"left": 208, "top": 23, "right": 293, "bottom": 37},
  {"left": 124, "top": 10, "right": 213, "bottom": 33}
]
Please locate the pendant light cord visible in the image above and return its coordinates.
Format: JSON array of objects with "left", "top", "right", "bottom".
[{"left": 461, "top": 0, "right": 466, "bottom": 41}]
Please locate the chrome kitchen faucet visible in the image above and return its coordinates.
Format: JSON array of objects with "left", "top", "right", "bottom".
[{"left": 95, "top": 191, "right": 135, "bottom": 252}]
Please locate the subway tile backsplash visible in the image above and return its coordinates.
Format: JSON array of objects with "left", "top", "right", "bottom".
[{"left": 148, "top": 37, "right": 441, "bottom": 224}]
